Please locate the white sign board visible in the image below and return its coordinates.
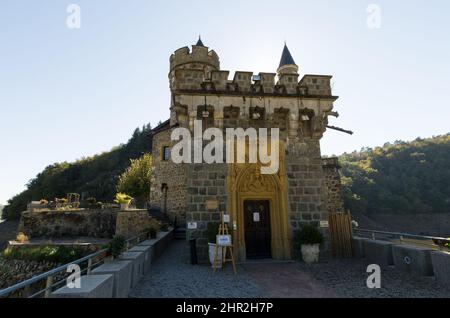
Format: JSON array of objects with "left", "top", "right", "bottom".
[
  {"left": 320, "top": 220, "right": 329, "bottom": 228},
  {"left": 217, "top": 235, "right": 232, "bottom": 247},
  {"left": 187, "top": 222, "right": 197, "bottom": 230},
  {"left": 253, "top": 212, "right": 260, "bottom": 222},
  {"left": 223, "top": 214, "right": 230, "bottom": 223}
]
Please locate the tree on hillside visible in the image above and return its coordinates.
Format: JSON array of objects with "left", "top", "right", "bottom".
[
  {"left": 340, "top": 134, "right": 450, "bottom": 215},
  {"left": 117, "top": 153, "right": 153, "bottom": 207}
]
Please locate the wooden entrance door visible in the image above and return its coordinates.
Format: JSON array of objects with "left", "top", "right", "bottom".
[{"left": 244, "top": 200, "right": 271, "bottom": 259}]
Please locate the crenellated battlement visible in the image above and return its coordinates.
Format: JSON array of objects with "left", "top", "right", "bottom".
[
  {"left": 169, "top": 43, "right": 334, "bottom": 98},
  {"left": 169, "top": 45, "right": 220, "bottom": 73},
  {"left": 171, "top": 68, "right": 333, "bottom": 98}
]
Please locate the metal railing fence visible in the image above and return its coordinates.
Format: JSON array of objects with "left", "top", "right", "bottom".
[{"left": 0, "top": 232, "right": 149, "bottom": 298}]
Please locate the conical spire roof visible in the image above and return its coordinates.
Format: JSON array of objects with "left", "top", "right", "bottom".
[
  {"left": 195, "top": 36, "right": 205, "bottom": 47},
  {"left": 278, "top": 43, "right": 296, "bottom": 68}
]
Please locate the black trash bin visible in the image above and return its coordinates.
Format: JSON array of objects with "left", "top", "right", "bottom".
[{"left": 190, "top": 239, "right": 198, "bottom": 265}]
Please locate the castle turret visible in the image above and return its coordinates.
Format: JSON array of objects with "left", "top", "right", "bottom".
[
  {"left": 169, "top": 38, "right": 220, "bottom": 91},
  {"left": 276, "top": 44, "right": 299, "bottom": 93}
]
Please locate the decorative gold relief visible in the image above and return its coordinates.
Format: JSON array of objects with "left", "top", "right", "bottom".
[{"left": 227, "top": 141, "right": 291, "bottom": 262}]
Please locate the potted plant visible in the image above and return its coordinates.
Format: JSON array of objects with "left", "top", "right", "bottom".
[
  {"left": 296, "top": 224, "right": 324, "bottom": 264},
  {"left": 207, "top": 222, "right": 222, "bottom": 268},
  {"left": 114, "top": 193, "right": 133, "bottom": 210},
  {"left": 160, "top": 223, "right": 169, "bottom": 232},
  {"left": 107, "top": 235, "right": 126, "bottom": 259},
  {"left": 145, "top": 219, "right": 161, "bottom": 239}
]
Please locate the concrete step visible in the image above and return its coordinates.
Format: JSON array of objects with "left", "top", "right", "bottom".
[{"left": 147, "top": 207, "right": 172, "bottom": 227}]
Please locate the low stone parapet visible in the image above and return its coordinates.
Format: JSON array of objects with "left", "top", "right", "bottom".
[
  {"left": 51, "top": 274, "right": 114, "bottom": 298},
  {"left": 128, "top": 245, "right": 152, "bottom": 275},
  {"left": 119, "top": 252, "right": 145, "bottom": 287},
  {"left": 138, "top": 229, "right": 174, "bottom": 261},
  {"left": 91, "top": 260, "right": 133, "bottom": 298},
  {"left": 430, "top": 251, "right": 450, "bottom": 286},
  {"left": 392, "top": 245, "right": 434, "bottom": 276},
  {"left": 363, "top": 239, "right": 394, "bottom": 266},
  {"left": 49, "top": 228, "right": 175, "bottom": 298},
  {"left": 352, "top": 236, "right": 369, "bottom": 258}
]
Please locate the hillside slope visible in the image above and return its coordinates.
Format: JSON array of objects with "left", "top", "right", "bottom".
[
  {"left": 340, "top": 134, "right": 450, "bottom": 215},
  {"left": 2, "top": 124, "right": 152, "bottom": 220}
]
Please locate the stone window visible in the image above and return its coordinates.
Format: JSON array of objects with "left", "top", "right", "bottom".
[
  {"left": 162, "top": 146, "right": 170, "bottom": 161},
  {"left": 196, "top": 105, "right": 215, "bottom": 129},
  {"left": 223, "top": 105, "right": 240, "bottom": 128},
  {"left": 299, "top": 109, "right": 315, "bottom": 138},
  {"left": 273, "top": 108, "right": 289, "bottom": 137},
  {"left": 249, "top": 106, "right": 265, "bottom": 128}
]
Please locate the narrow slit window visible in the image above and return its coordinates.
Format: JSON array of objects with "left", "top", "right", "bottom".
[{"left": 163, "top": 146, "right": 170, "bottom": 161}]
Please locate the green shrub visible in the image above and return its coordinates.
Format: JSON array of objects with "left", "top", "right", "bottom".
[
  {"left": 1, "top": 246, "right": 87, "bottom": 264},
  {"left": 144, "top": 219, "right": 161, "bottom": 239},
  {"left": 107, "top": 235, "right": 126, "bottom": 258},
  {"left": 295, "top": 224, "right": 324, "bottom": 245},
  {"left": 207, "top": 222, "right": 220, "bottom": 244}
]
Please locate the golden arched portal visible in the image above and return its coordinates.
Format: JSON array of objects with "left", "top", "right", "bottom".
[{"left": 227, "top": 143, "right": 291, "bottom": 261}]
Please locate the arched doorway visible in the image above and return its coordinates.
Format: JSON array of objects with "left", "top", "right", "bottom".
[{"left": 228, "top": 161, "right": 291, "bottom": 262}]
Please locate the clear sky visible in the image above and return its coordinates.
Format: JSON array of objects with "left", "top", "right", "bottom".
[{"left": 1, "top": 0, "right": 449, "bottom": 204}]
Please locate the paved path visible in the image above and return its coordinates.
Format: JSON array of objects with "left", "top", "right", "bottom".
[
  {"left": 130, "top": 240, "right": 450, "bottom": 298},
  {"left": 129, "top": 240, "right": 335, "bottom": 298},
  {"left": 129, "top": 240, "right": 263, "bottom": 298}
]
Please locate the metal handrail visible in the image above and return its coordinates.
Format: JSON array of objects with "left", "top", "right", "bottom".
[
  {"left": 353, "top": 228, "right": 449, "bottom": 242},
  {"left": 0, "top": 232, "right": 148, "bottom": 298}
]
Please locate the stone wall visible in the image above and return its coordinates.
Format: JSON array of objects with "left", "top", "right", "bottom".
[
  {"left": 150, "top": 127, "right": 187, "bottom": 225},
  {"left": 285, "top": 140, "right": 329, "bottom": 230},
  {"left": 185, "top": 162, "right": 228, "bottom": 261},
  {"left": 115, "top": 210, "right": 152, "bottom": 238},
  {"left": 18, "top": 209, "right": 119, "bottom": 238},
  {"left": 322, "top": 157, "right": 345, "bottom": 214},
  {"left": 0, "top": 258, "right": 60, "bottom": 292},
  {"left": 18, "top": 209, "right": 153, "bottom": 239}
]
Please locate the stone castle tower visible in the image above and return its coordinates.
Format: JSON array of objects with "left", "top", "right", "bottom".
[{"left": 150, "top": 38, "right": 344, "bottom": 262}]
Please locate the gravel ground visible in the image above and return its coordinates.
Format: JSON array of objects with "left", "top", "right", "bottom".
[
  {"left": 130, "top": 240, "right": 450, "bottom": 298},
  {"left": 297, "top": 258, "right": 450, "bottom": 298},
  {"left": 129, "top": 241, "right": 264, "bottom": 298}
]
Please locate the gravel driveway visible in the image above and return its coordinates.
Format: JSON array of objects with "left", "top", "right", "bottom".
[
  {"left": 130, "top": 240, "right": 450, "bottom": 298},
  {"left": 129, "top": 240, "right": 264, "bottom": 298}
]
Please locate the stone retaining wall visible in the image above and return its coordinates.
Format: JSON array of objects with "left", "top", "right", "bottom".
[
  {"left": 0, "top": 259, "right": 60, "bottom": 291},
  {"left": 115, "top": 210, "right": 152, "bottom": 238},
  {"left": 18, "top": 209, "right": 152, "bottom": 239},
  {"left": 18, "top": 209, "right": 119, "bottom": 238}
]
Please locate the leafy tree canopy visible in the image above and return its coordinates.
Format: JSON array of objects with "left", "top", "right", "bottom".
[
  {"left": 340, "top": 134, "right": 450, "bottom": 215},
  {"left": 117, "top": 153, "right": 153, "bottom": 204}
]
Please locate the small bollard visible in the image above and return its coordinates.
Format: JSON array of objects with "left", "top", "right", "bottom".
[{"left": 190, "top": 239, "right": 198, "bottom": 265}]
